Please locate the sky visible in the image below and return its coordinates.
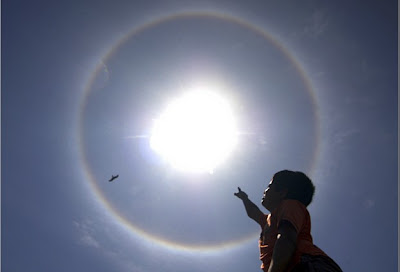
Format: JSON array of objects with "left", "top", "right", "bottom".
[{"left": 1, "top": 1, "right": 398, "bottom": 271}]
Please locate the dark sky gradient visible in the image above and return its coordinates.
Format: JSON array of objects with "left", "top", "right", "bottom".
[{"left": 2, "top": 1, "right": 397, "bottom": 271}]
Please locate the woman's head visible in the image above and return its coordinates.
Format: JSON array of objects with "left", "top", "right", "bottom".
[{"left": 272, "top": 170, "right": 315, "bottom": 207}]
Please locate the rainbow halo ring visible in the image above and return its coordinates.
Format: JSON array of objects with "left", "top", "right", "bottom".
[{"left": 78, "top": 10, "right": 320, "bottom": 255}]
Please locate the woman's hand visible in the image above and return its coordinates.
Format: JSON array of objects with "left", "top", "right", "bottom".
[{"left": 234, "top": 187, "right": 248, "bottom": 200}]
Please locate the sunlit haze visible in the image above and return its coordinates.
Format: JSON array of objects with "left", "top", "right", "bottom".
[
  {"left": 150, "top": 90, "right": 237, "bottom": 173},
  {"left": 3, "top": 2, "right": 397, "bottom": 272}
]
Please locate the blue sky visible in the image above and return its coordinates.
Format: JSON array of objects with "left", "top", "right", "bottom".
[{"left": 2, "top": 1, "right": 397, "bottom": 271}]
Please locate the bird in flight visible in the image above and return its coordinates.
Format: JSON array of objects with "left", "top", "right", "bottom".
[{"left": 109, "top": 175, "right": 119, "bottom": 182}]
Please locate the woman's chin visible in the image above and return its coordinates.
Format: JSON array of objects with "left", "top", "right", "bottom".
[{"left": 261, "top": 199, "right": 268, "bottom": 209}]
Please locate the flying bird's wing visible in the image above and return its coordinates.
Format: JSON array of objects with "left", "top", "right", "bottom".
[{"left": 109, "top": 175, "right": 119, "bottom": 182}]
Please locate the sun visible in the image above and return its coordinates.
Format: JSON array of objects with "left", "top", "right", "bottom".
[{"left": 150, "top": 89, "right": 238, "bottom": 173}]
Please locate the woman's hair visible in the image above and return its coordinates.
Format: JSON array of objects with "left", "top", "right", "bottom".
[{"left": 273, "top": 170, "right": 315, "bottom": 206}]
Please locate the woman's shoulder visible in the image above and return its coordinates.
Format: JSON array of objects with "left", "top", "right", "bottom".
[
  {"left": 274, "top": 199, "right": 310, "bottom": 221},
  {"left": 274, "top": 199, "right": 310, "bottom": 228}
]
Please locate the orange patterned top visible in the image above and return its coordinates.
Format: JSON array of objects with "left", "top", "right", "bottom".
[{"left": 259, "top": 199, "right": 327, "bottom": 271}]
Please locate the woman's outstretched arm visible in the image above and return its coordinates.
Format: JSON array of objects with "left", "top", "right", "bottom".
[{"left": 234, "top": 187, "right": 264, "bottom": 227}]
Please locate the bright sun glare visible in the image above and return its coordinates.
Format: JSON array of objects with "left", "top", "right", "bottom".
[{"left": 150, "top": 89, "right": 238, "bottom": 173}]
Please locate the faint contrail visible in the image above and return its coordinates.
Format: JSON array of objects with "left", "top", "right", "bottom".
[
  {"left": 124, "top": 132, "right": 254, "bottom": 139},
  {"left": 236, "top": 131, "right": 256, "bottom": 136},
  {"left": 123, "top": 131, "right": 255, "bottom": 140},
  {"left": 124, "top": 135, "right": 149, "bottom": 139}
]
